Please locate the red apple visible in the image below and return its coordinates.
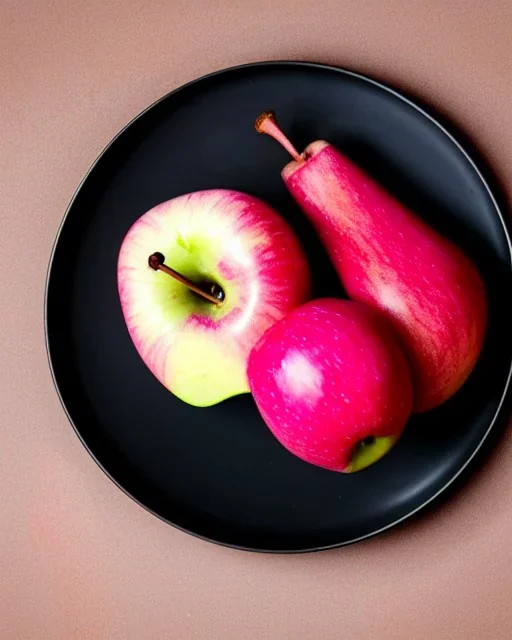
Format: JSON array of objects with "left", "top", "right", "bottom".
[
  {"left": 248, "top": 298, "right": 413, "bottom": 472},
  {"left": 118, "top": 189, "right": 311, "bottom": 407}
]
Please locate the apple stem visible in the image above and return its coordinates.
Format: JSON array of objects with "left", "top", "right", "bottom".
[
  {"left": 255, "top": 111, "right": 303, "bottom": 162},
  {"left": 148, "top": 252, "right": 224, "bottom": 305}
]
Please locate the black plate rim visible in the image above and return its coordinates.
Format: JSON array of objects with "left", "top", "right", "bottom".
[{"left": 44, "top": 60, "right": 512, "bottom": 553}]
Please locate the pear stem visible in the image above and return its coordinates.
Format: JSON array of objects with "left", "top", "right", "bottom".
[
  {"left": 148, "top": 252, "right": 224, "bottom": 305},
  {"left": 255, "top": 111, "right": 303, "bottom": 162}
]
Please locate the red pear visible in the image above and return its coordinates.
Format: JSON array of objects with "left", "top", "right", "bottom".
[{"left": 256, "top": 111, "right": 488, "bottom": 412}]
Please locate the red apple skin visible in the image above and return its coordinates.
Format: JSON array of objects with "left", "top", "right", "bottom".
[
  {"left": 247, "top": 299, "right": 413, "bottom": 472},
  {"left": 282, "top": 142, "right": 488, "bottom": 412},
  {"left": 118, "top": 189, "right": 312, "bottom": 407}
]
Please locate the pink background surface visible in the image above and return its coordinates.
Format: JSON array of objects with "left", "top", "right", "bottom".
[{"left": 1, "top": 1, "right": 512, "bottom": 638}]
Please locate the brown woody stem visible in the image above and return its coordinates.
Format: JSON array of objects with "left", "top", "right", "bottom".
[
  {"left": 254, "top": 110, "right": 303, "bottom": 162},
  {"left": 148, "top": 252, "right": 224, "bottom": 305}
]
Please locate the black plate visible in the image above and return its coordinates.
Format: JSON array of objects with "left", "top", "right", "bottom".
[{"left": 45, "top": 61, "right": 512, "bottom": 552}]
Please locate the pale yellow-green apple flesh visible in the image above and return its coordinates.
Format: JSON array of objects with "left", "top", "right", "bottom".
[{"left": 117, "top": 189, "right": 311, "bottom": 406}]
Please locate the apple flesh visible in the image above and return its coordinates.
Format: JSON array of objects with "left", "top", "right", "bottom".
[
  {"left": 118, "top": 189, "right": 311, "bottom": 407},
  {"left": 248, "top": 298, "right": 413, "bottom": 473}
]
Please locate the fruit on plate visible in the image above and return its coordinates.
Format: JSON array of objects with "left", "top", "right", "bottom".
[
  {"left": 118, "top": 189, "right": 311, "bottom": 407},
  {"left": 255, "top": 111, "right": 488, "bottom": 412},
  {"left": 248, "top": 298, "right": 413, "bottom": 472}
]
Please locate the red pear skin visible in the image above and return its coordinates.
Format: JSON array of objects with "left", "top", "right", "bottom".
[{"left": 257, "top": 114, "right": 488, "bottom": 412}]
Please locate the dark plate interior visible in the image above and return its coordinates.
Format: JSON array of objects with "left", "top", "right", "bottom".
[{"left": 46, "top": 62, "right": 512, "bottom": 552}]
